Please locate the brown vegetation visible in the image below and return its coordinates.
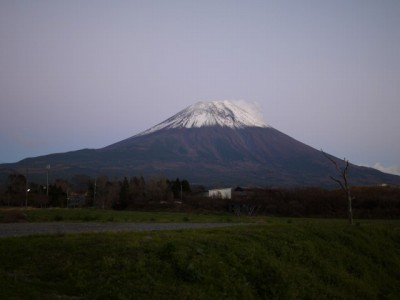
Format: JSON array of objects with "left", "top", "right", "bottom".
[
  {"left": 228, "top": 186, "right": 400, "bottom": 219},
  {"left": 0, "top": 173, "right": 399, "bottom": 219}
]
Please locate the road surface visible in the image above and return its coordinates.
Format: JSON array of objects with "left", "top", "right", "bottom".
[{"left": 0, "top": 222, "right": 239, "bottom": 238}]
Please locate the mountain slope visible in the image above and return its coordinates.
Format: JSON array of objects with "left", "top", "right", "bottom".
[
  {"left": 1, "top": 100, "right": 399, "bottom": 187},
  {"left": 101, "top": 126, "right": 399, "bottom": 186}
]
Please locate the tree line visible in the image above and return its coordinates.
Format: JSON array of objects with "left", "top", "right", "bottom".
[
  {"left": 0, "top": 173, "right": 399, "bottom": 219},
  {"left": 0, "top": 174, "right": 191, "bottom": 210}
]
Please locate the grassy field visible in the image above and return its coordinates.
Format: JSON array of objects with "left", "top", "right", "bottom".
[{"left": 0, "top": 216, "right": 399, "bottom": 299}]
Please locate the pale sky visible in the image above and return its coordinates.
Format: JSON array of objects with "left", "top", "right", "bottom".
[{"left": 1, "top": 0, "right": 399, "bottom": 175}]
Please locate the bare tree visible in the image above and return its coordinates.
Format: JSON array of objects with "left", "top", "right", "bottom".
[{"left": 322, "top": 151, "right": 354, "bottom": 225}]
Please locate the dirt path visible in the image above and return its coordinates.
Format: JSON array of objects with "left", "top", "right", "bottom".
[{"left": 0, "top": 222, "right": 238, "bottom": 238}]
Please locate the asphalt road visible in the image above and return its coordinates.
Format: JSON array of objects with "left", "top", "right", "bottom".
[{"left": 0, "top": 222, "right": 238, "bottom": 238}]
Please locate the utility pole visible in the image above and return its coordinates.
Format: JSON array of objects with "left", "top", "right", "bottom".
[
  {"left": 25, "top": 169, "right": 29, "bottom": 207},
  {"left": 93, "top": 176, "right": 97, "bottom": 207},
  {"left": 46, "top": 164, "right": 50, "bottom": 197}
]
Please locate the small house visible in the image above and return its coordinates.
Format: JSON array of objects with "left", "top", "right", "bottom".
[{"left": 208, "top": 188, "right": 232, "bottom": 199}]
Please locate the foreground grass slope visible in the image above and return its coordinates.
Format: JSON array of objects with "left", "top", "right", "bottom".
[{"left": 1, "top": 219, "right": 399, "bottom": 299}]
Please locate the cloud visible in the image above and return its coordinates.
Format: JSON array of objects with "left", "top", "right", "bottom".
[
  {"left": 368, "top": 163, "right": 400, "bottom": 176},
  {"left": 231, "top": 99, "right": 266, "bottom": 124}
]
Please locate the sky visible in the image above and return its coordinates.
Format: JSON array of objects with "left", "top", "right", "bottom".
[{"left": 1, "top": 0, "right": 399, "bottom": 175}]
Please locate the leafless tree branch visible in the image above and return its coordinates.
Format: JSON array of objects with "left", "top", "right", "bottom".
[{"left": 322, "top": 150, "right": 353, "bottom": 225}]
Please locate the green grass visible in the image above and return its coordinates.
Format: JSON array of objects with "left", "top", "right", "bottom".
[
  {"left": 1, "top": 219, "right": 399, "bottom": 299},
  {"left": 0, "top": 207, "right": 262, "bottom": 223}
]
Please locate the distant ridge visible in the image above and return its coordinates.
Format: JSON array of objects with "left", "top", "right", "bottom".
[{"left": 1, "top": 100, "right": 399, "bottom": 187}]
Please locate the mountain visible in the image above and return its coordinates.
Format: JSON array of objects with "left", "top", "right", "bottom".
[
  {"left": 137, "top": 100, "right": 269, "bottom": 135},
  {"left": 1, "top": 100, "right": 399, "bottom": 187}
]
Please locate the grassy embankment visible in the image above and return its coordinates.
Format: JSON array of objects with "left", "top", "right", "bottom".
[{"left": 0, "top": 212, "right": 399, "bottom": 299}]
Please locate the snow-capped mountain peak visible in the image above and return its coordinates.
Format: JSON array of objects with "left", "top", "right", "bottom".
[{"left": 138, "top": 100, "right": 270, "bottom": 135}]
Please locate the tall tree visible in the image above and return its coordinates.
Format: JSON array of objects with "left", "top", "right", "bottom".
[
  {"left": 95, "top": 176, "right": 109, "bottom": 209},
  {"left": 130, "top": 176, "right": 146, "bottom": 204},
  {"left": 322, "top": 151, "right": 354, "bottom": 225},
  {"left": 170, "top": 178, "right": 181, "bottom": 199},
  {"left": 7, "top": 174, "right": 27, "bottom": 206},
  {"left": 115, "top": 177, "right": 129, "bottom": 210},
  {"left": 147, "top": 177, "right": 171, "bottom": 202}
]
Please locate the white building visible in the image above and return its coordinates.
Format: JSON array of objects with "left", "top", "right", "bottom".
[{"left": 208, "top": 188, "right": 232, "bottom": 199}]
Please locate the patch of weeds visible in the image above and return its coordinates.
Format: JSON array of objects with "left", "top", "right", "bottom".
[
  {"left": 196, "top": 247, "right": 204, "bottom": 255},
  {"left": 176, "top": 262, "right": 203, "bottom": 282},
  {"left": 1, "top": 212, "right": 29, "bottom": 223},
  {"left": 158, "top": 242, "right": 177, "bottom": 260},
  {"left": 83, "top": 215, "right": 97, "bottom": 222},
  {"left": 53, "top": 215, "right": 63, "bottom": 221},
  {"left": 56, "top": 228, "right": 66, "bottom": 237}
]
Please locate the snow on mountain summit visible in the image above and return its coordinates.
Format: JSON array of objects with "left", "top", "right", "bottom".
[{"left": 138, "top": 100, "right": 270, "bottom": 136}]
